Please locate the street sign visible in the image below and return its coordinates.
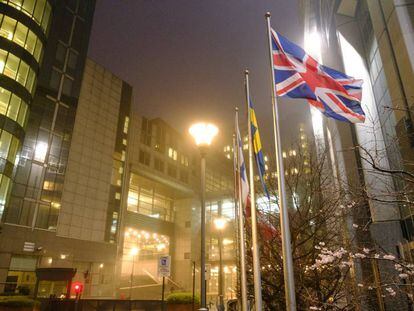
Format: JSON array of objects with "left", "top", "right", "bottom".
[
  {"left": 205, "top": 264, "right": 211, "bottom": 280},
  {"left": 23, "top": 242, "right": 35, "bottom": 252},
  {"left": 158, "top": 255, "right": 171, "bottom": 277}
]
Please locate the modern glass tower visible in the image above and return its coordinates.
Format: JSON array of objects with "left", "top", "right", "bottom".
[
  {"left": 0, "top": 0, "right": 51, "bottom": 216},
  {"left": 2, "top": 0, "right": 96, "bottom": 230}
]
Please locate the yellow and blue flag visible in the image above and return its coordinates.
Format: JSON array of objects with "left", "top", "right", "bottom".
[{"left": 249, "top": 99, "right": 269, "bottom": 199}]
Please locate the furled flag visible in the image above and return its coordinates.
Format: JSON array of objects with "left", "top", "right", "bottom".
[
  {"left": 271, "top": 29, "right": 365, "bottom": 123},
  {"left": 236, "top": 115, "right": 250, "bottom": 208},
  {"left": 249, "top": 99, "right": 269, "bottom": 199}
]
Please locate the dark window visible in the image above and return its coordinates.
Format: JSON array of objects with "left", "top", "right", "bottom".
[
  {"left": 61, "top": 10, "right": 74, "bottom": 44},
  {"left": 167, "top": 164, "right": 177, "bottom": 178},
  {"left": 62, "top": 77, "right": 73, "bottom": 96},
  {"left": 140, "top": 118, "right": 151, "bottom": 146},
  {"left": 55, "top": 42, "right": 67, "bottom": 68},
  {"left": 50, "top": 69, "right": 61, "bottom": 91},
  {"left": 71, "top": 19, "right": 84, "bottom": 50},
  {"left": 67, "top": 50, "right": 78, "bottom": 71},
  {"left": 154, "top": 158, "right": 164, "bottom": 172},
  {"left": 66, "top": 0, "right": 77, "bottom": 11},
  {"left": 139, "top": 150, "right": 150, "bottom": 166},
  {"left": 180, "top": 170, "right": 188, "bottom": 183}
]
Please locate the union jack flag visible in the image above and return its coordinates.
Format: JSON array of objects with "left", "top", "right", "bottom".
[{"left": 271, "top": 29, "right": 365, "bottom": 123}]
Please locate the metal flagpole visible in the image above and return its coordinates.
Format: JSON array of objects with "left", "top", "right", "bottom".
[
  {"left": 245, "top": 69, "right": 263, "bottom": 311},
  {"left": 235, "top": 108, "right": 248, "bottom": 311},
  {"left": 265, "top": 12, "right": 297, "bottom": 311}
]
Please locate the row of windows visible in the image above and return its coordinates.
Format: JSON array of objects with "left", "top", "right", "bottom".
[
  {"left": 0, "top": 173, "right": 11, "bottom": 216},
  {"left": 127, "top": 184, "right": 174, "bottom": 222},
  {"left": 0, "top": 14, "right": 43, "bottom": 62},
  {"left": 0, "top": 87, "right": 28, "bottom": 127},
  {"left": 1, "top": 0, "right": 51, "bottom": 33},
  {"left": 139, "top": 149, "right": 190, "bottom": 183},
  {"left": 4, "top": 196, "right": 58, "bottom": 230},
  {"left": 0, "top": 129, "right": 19, "bottom": 164},
  {"left": 0, "top": 48, "right": 36, "bottom": 94}
]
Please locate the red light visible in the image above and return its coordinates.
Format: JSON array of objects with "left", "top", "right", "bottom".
[{"left": 73, "top": 282, "right": 83, "bottom": 294}]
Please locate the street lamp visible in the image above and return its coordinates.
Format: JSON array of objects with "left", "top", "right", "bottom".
[
  {"left": 189, "top": 122, "right": 218, "bottom": 311},
  {"left": 214, "top": 217, "right": 227, "bottom": 311}
]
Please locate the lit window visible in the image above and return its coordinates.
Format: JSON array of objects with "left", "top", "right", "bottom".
[
  {"left": 127, "top": 191, "right": 138, "bottom": 208},
  {"left": 34, "top": 141, "right": 48, "bottom": 162},
  {"left": 123, "top": 116, "right": 130, "bottom": 134},
  {"left": 282, "top": 151, "right": 287, "bottom": 158},
  {"left": 168, "top": 148, "right": 177, "bottom": 161},
  {"left": 43, "top": 181, "right": 54, "bottom": 190}
]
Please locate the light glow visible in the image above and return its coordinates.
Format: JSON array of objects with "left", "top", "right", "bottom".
[
  {"left": 214, "top": 217, "right": 227, "bottom": 230},
  {"left": 34, "top": 142, "right": 48, "bottom": 162},
  {"left": 130, "top": 247, "right": 139, "bottom": 256},
  {"left": 189, "top": 122, "right": 218, "bottom": 147}
]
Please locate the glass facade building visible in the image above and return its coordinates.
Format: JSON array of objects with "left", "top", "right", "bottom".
[
  {"left": 301, "top": 1, "right": 414, "bottom": 310},
  {"left": 0, "top": 0, "right": 51, "bottom": 217},
  {"left": 2, "top": 0, "right": 95, "bottom": 230},
  {"left": 0, "top": 0, "right": 101, "bottom": 297}
]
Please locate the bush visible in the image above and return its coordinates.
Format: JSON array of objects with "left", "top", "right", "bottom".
[
  {"left": 17, "top": 286, "right": 30, "bottom": 296},
  {"left": 0, "top": 296, "right": 40, "bottom": 308},
  {"left": 166, "top": 292, "right": 199, "bottom": 305}
]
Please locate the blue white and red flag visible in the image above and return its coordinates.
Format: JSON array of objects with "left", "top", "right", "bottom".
[
  {"left": 236, "top": 116, "right": 250, "bottom": 208},
  {"left": 271, "top": 29, "right": 365, "bottom": 123}
]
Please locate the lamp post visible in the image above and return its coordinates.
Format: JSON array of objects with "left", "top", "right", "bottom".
[
  {"left": 214, "top": 217, "right": 226, "bottom": 311},
  {"left": 189, "top": 122, "right": 219, "bottom": 311},
  {"left": 129, "top": 247, "right": 139, "bottom": 303}
]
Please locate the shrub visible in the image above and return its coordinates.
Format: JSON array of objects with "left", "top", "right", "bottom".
[
  {"left": 0, "top": 296, "right": 40, "bottom": 308},
  {"left": 166, "top": 292, "right": 199, "bottom": 305},
  {"left": 17, "top": 286, "right": 30, "bottom": 296}
]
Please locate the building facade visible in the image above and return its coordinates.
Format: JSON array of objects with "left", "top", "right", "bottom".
[
  {"left": 0, "top": 0, "right": 116, "bottom": 297},
  {"left": 120, "top": 115, "right": 237, "bottom": 303},
  {"left": 301, "top": 0, "right": 414, "bottom": 309},
  {"left": 0, "top": 0, "right": 51, "bottom": 219}
]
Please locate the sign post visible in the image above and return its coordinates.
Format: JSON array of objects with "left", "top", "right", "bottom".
[{"left": 158, "top": 256, "right": 171, "bottom": 311}]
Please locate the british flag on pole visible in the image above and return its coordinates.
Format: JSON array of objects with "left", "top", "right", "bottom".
[{"left": 271, "top": 29, "right": 365, "bottom": 123}]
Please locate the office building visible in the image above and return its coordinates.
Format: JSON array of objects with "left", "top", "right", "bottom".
[
  {"left": 301, "top": 0, "right": 413, "bottom": 309},
  {"left": 0, "top": 0, "right": 113, "bottom": 297},
  {"left": 120, "top": 115, "right": 237, "bottom": 301},
  {"left": 0, "top": 0, "right": 51, "bottom": 218}
]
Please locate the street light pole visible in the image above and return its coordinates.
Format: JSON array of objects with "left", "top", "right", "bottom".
[
  {"left": 129, "top": 254, "right": 134, "bottom": 311},
  {"left": 200, "top": 150, "right": 207, "bottom": 311},
  {"left": 214, "top": 217, "right": 226, "bottom": 311},
  {"left": 189, "top": 122, "right": 219, "bottom": 311},
  {"left": 129, "top": 247, "right": 138, "bottom": 310},
  {"left": 218, "top": 226, "right": 224, "bottom": 311}
]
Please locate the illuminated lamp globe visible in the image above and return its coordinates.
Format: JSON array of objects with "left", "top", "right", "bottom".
[
  {"left": 189, "top": 122, "right": 218, "bottom": 147},
  {"left": 214, "top": 217, "right": 227, "bottom": 230},
  {"left": 130, "top": 247, "right": 139, "bottom": 256}
]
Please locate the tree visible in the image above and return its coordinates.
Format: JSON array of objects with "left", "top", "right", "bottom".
[{"left": 243, "top": 142, "right": 414, "bottom": 310}]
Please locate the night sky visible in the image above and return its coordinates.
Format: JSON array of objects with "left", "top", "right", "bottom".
[{"left": 88, "top": 0, "right": 310, "bottom": 148}]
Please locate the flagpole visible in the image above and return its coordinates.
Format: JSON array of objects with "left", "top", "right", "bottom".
[
  {"left": 245, "top": 69, "right": 263, "bottom": 311},
  {"left": 265, "top": 12, "right": 297, "bottom": 311},
  {"left": 235, "top": 108, "right": 248, "bottom": 311}
]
